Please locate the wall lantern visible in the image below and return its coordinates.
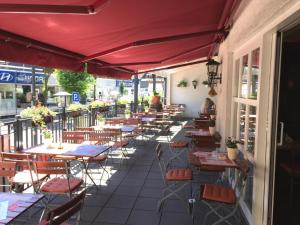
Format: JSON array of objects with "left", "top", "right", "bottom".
[
  {"left": 206, "top": 59, "right": 222, "bottom": 86},
  {"left": 192, "top": 80, "right": 198, "bottom": 89}
]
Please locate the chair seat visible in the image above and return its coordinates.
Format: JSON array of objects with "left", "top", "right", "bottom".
[
  {"left": 280, "top": 163, "right": 300, "bottom": 176},
  {"left": 88, "top": 155, "right": 107, "bottom": 162},
  {"left": 200, "top": 184, "right": 236, "bottom": 204},
  {"left": 38, "top": 219, "right": 70, "bottom": 225},
  {"left": 183, "top": 124, "right": 194, "bottom": 129},
  {"left": 170, "top": 141, "right": 188, "bottom": 148},
  {"left": 13, "top": 170, "right": 48, "bottom": 184},
  {"left": 41, "top": 177, "right": 83, "bottom": 193},
  {"left": 166, "top": 168, "right": 192, "bottom": 181},
  {"left": 113, "top": 140, "right": 129, "bottom": 148}
]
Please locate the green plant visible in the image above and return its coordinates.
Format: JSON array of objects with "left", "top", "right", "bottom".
[
  {"left": 96, "top": 114, "right": 105, "bottom": 123},
  {"left": 177, "top": 80, "right": 188, "bottom": 87},
  {"left": 20, "top": 106, "right": 56, "bottom": 127},
  {"left": 208, "top": 119, "right": 215, "bottom": 127},
  {"left": 55, "top": 69, "right": 95, "bottom": 97},
  {"left": 117, "top": 99, "right": 129, "bottom": 105},
  {"left": 119, "top": 81, "right": 125, "bottom": 96},
  {"left": 67, "top": 103, "right": 86, "bottom": 111},
  {"left": 226, "top": 137, "right": 240, "bottom": 148},
  {"left": 42, "top": 128, "right": 53, "bottom": 139},
  {"left": 90, "top": 100, "right": 105, "bottom": 108},
  {"left": 153, "top": 91, "right": 160, "bottom": 96},
  {"left": 202, "top": 80, "right": 209, "bottom": 85}
]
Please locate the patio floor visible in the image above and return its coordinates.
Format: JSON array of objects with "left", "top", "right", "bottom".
[{"left": 18, "top": 121, "right": 248, "bottom": 225}]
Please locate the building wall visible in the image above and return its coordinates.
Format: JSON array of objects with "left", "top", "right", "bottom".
[
  {"left": 169, "top": 63, "right": 217, "bottom": 118},
  {"left": 216, "top": 1, "right": 300, "bottom": 225}
]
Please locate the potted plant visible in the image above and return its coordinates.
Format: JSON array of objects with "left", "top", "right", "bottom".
[
  {"left": 90, "top": 100, "right": 107, "bottom": 112},
  {"left": 226, "top": 137, "right": 240, "bottom": 160},
  {"left": 124, "top": 108, "right": 131, "bottom": 119},
  {"left": 67, "top": 103, "right": 86, "bottom": 117},
  {"left": 96, "top": 113, "right": 106, "bottom": 127},
  {"left": 208, "top": 119, "right": 216, "bottom": 135},
  {"left": 151, "top": 91, "right": 161, "bottom": 105},
  {"left": 42, "top": 128, "right": 53, "bottom": 148},
  {"left": 20, "top": 106, "right": 56, "bottom": 127},
  {"left": 177, "top": 80, "right": 188, "bottom": 87}
]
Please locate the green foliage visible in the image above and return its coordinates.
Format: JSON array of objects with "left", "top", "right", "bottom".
[
  {"left": 119, "top": 81, "right": 125, "bottom": 96},
  {"left": 67, "top": 103, "right": 86, "bottom": 111},
  {"left": 226, "top": 137, "right": 240, "bottom": 148},
  {"left": 153, "top": 91, "right": 160, "bottom": 96},
  {"left": 42, "top": 67, "right": 54, "bottom": 105},
  {"left": 55, "top": 70, "right": 95, "bottom": 96},
  {"left": 117, "top": 99, "right": 129, "bottom": 105},
  {"left": 208, "top": 119, "right": 215, "bottom": 127},
  {"left": 42, "top": 128, "right": 53, "bottom": 139},
  {"left": 96, "top": 114, "right": 105, "bottom": 122},
  {"left": 90, "top": 100, "right": 105, "bottom": 108},
  {"left": 177, "top": 80, "right": 188, "bottom": 87},
  {"left": 20, "top": 106, "right": 56, "bottom": 127}
]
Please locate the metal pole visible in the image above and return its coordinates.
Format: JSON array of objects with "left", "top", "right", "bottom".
[
  {"left": 152, "top": 74, "right": 156, "bottom": 93},
  {"left": 164, "top": 77, "right": 167, "bottom": 105},
  {"left": 31, "top": 66, "right": 36, "bottom": 106},
  {"left": 133, "top": 75, "right": 139, "bottom": 112}
]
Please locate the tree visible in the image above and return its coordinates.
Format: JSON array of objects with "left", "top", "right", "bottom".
[
  {"left": 119, "top": 81, "right": 125, "bottom": 96},
  {"left": 55, "top": 70, "right": 95, "bottom": 97},
  {"left": 41, "top": 67, "right": 54, "bottom": 105}
]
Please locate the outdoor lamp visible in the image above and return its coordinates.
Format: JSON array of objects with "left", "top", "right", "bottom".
[
  {"left": 192, "top": 80, "right": 198, "bottom": 89},
  {"left": 206, "top": 59, "right": 222, "bottom": 85}
]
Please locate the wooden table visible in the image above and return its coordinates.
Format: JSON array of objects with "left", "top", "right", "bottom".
[
  {"left": 141, "top": 117, "right": 156, "bottom": 123},
  {"left": 185, "top": 129, "right": 211, "bottom": 138},
  {"left": 25, "top": 143, "right": 110, "bottom": 158},
  {"left": 190, "top": 151, "right": 237, "bottom": 168},
  {"left": 0, "top": 193, "right": 44, "bottom": 224},
  {"left": 24, "top": 143, "right": 111, "bottom": 187}
]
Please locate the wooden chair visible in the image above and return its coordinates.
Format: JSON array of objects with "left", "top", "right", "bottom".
[
  {"left": 0, "top": 161, "right": 16, "bottom": 192},
  {"left": 62, "top": 131, "right": 86, "bottom": 144},
  {"left": 0, "top": 152, "right": 48, "bottom": 193},
  {"left": 39, "top": 190, "right": 86, "bottom": 225},
  {"left": 156, "top": 143, "right": 192, "bottom": 212},
  {"left": 197, "top": 160, "right": 249, "bottom": 225},
  {"left": 34, "top": 161, "right": 83, "bottom": 220},
  {"left": 75, "top": 127, "right": 95, "bottom": 131}
]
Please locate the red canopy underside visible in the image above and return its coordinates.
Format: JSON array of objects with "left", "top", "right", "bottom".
[{"left": 0, "top": 0, "right": 237, "bottom": 79}]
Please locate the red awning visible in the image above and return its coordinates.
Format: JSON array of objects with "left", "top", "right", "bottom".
[{"left": 0, "top": 0, "right": 240, "bottom": 79}]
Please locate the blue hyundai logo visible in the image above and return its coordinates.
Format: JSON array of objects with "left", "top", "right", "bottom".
[{"left": 0, "top": 73, "right": 14, "bottom": 82}]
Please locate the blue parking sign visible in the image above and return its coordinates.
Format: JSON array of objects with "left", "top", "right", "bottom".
[{"left": 72, "top": 92, "right": 80, "bottom": 103}]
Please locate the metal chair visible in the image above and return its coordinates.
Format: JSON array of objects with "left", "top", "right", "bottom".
[
  {"left": 38, "top": 189, "right": 86, "bottom": 225},
  {"left": 199, "top": 159, "right": 249, "bottom": 225},
  {"left": 156, "top": 143, "right": 193, "bottom": 212}
]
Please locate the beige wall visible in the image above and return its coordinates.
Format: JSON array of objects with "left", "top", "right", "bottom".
[
  {"left": 169, "top": 63, "right": 217, "bottom": 118},
  {"left": 216, "top": 1, "right": 300, "bottom": 225}
]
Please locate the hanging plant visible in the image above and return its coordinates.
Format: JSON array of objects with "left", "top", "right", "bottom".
[{"left": 177, "top": 80, "right": 188, "bottom": 87}]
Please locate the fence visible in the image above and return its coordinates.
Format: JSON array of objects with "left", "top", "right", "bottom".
[{"left": 0, "top": 105, "right": 121, "bottom": 152}]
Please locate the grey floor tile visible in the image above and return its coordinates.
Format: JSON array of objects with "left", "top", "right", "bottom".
[
  {"left": 127, "top": 210, "right": 160, "bottom": 225},
  {"left": 121, "top": 178, "right": 145, "bottom": 186},
  {"left": 163, "top": 199, "right": 189, "bottom": 213},
  {"left": 147, "top": 172, "right": 162, "bottom": 179},
  {"left": 115, "top": 185, "right": 142, "bottom": 196},
  {"left": 139, "top": 187, "right": 163, "bottom": 198},
  {"left": 160, "top": 212, "right": 193, "bottom": 225},
  {"left": 96, "top": 208, "right": 131, "bottom": 224},
  {"left": 134, "top": 197, "right": 159, "bottom": 211},
  {"left": 144, "top": 178, "right": 165, "bottom": 188},
  {"left": 106, "top": 195, "right": 136, "bottom": 209},
  {"left": 80, "top": 206, "right": 102, "bottom": 222},
  {"left": 85, "top": 194, "right": 110, "bottom": 207}
]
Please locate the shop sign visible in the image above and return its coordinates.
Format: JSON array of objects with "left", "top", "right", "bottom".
[
  {"left": 115, "top": 80, "right": 133, "bottom": 87},
  {"left": 0, "top": 70, "right": 45, "bottom": 84}
]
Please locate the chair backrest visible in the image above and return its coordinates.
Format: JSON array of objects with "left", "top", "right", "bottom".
[
  {"left": 88, "top": 131, "right": 112, "bottom": 145},
  {"left": 0, "top": 161, "right": 16, "bottom": 191},
  {"left": 1, "top": 152, "right": 33, "bottom": 168},
  {"left": 123, "top": 118, "right": 140, "bottom": 125},
  {"left": 234, "top": 159, "right": 250, "bottom": 200},
  {"left": 44, "top": 190, "right": 86, "bottom": 225},
  {"left": 35, "top": 161, "right": 68, "bottom": 175},
  {"left": 62, "top": 131, "right": 86, "bottom": 144},
  {"left": 75, "top": 127, "right": 95, "bottom": 131}
]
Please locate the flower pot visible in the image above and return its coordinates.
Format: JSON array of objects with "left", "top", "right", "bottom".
[
  {"left": 227, "top": 147, "right": 238, "bottom": 160},
  {"left": 43, "top": 138, "right": 53, "bottom": 148},
  {"left": 151, "top": 96, "right": 161, "bottom": 105},
  {"left": 209, "top": 126, "right": 216, "bottom": 135}
]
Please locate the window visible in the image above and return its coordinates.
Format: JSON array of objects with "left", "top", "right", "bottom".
[{"left": 233, "top": 47, "right": 261, "bottom": 215}]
